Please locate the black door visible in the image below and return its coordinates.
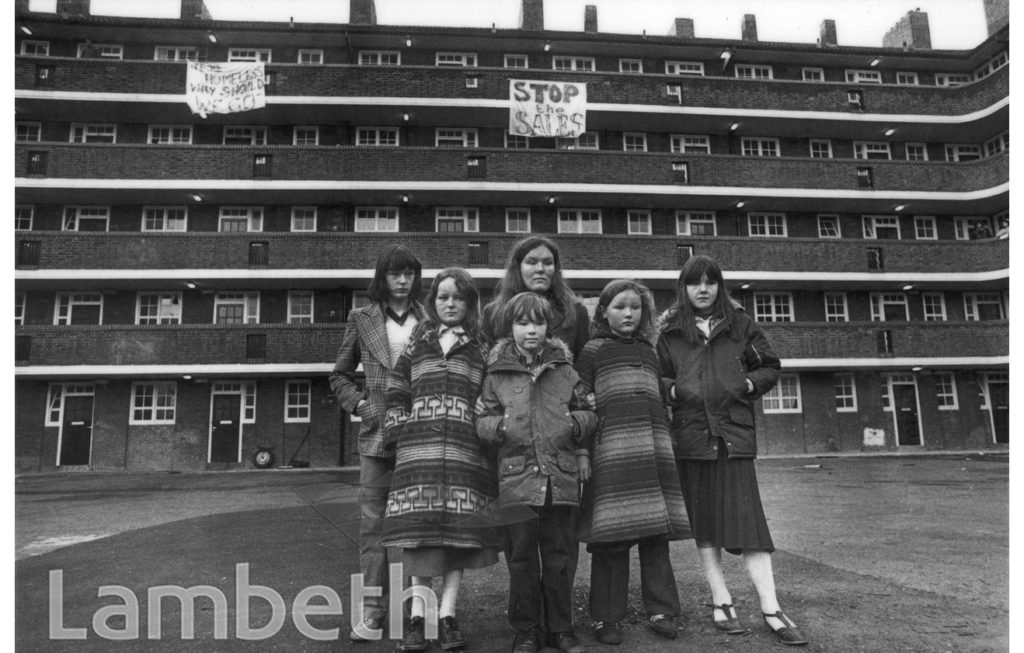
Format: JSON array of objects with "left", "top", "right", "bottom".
[
  {"left": 210, "top": 395, "right": 241, "bottom": 463},
  {"left": 990, "top": 382, "right": 1009, "bottom": 444},
  {"left": 893, "top": 384, "right": 921, "bottom": 446},
  {"left": 59, "top": 394, "right": 93, "bottom": 466}
]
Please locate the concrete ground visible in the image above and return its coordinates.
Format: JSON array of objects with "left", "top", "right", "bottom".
[{"left": 14, "top": 452, "right": 1008, "bottom": 652}]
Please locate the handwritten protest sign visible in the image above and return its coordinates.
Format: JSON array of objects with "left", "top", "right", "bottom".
[
  {"left": 186, "top": 62, "right": 266, "bottom": 118},
  {"left": 509, "top": 79, "right": 587, "bottom": 138}
]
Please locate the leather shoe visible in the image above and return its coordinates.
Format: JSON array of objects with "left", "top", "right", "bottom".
[
  {"left": 400, "top": 616, "right": 429, "bottom": 651},
  {"left": 647, "top": 614, "right": 678, "bottom": 639},
  {"left": 712, "top": 603, "right": 745, "bottom": 635},
  {"left": 512, "top": 628, "right": 542, "bottom": 653},
  {"left": 439, "top": 615, "right": 465, "bottom": 650},
  {"left": 550, "top": 631, "right": 586, "bottom": 653},
  {"left": 349, "top": 615, "right": 385, "bottom": 642},
  {"left": 763, "top": 611, "right": 808, "bottom": 646},
  {"left": 593, "top": 621, "right": 622, "bottom": 645}
]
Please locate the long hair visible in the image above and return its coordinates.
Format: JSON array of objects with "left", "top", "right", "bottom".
[
  {"left": 417, "top": 267, "right": 482, "bottom": 340},
  {"left": 492, "top": 292, "right": 553, "bottom": 341},
  {"left": 485, "top": 236, "right": 579, "bottom": 332},
  {"left": 590, "top": 278, "right": 657, "bottom": 344},
  {"left": 663, "top": 255, "right": 738, "bottom": 344},
  {"left": 365, "top": 244, "right": 423, "bottom": 304}
]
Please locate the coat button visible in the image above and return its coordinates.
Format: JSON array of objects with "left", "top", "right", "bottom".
[{"left": 532, "top": 465, "right": 540, "bottom": 472}]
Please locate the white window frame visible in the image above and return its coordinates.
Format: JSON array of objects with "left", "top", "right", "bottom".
[
  {"left": 913, "top": 216, "right": 937, "bottom": 240},
  {"left": 671, "top": 134, "right": 710, "bottom": 154},
  {"left": 862, "top": 215, "right": 901, "bottom": 240},
  {"left": 503, "top": 54, "right": 529, "bottom": 69},
  {"left": 870, "top": 293, "right": 909, "bottom": 322},
  {"left": 228, "top": 48, "right": 271, "bottom": 62},
  {"left": 63, "top": 206, "right": 110, "bottom": 232},
  {"left": 552, "top": 56, "right": 595, "bottom": 72},
  {"left": 17, "top": 122, "right": 41, "bottom": 142},
  {"left": 213, "top": 292, "right": 260, "bottom": 325},
  {"left": 506, "top": 208, "right": 531, "bottom": 233},
  {"left": 130, "top": 382, "right": 177, "bottom": 425},
  {"left": 78, "top": 42, "right": 123, "bottom": 59},
  {"left": 809, "top": 139, "right": 833, "bottom": 158},
  {"left": 293, "top": 126, "right": 319, "bottom": 145},
  {"left": 665, "top": 61, "right": 704, "bottom": 76},
  {"left": 974, "top": 52, "right": 1008, "bottom": 79},
  {"left": 801, "top": 67, "right": 824, "bottom": 81},
  {"left": 16, "top": 292, "right": 26, "bottom": 326},
  {"left": 824, "top": 292, "right": 849, "bottom": 322},
  {"left": 148, "top": 125, "right": 193, "bottom": 144},
  {"left": 935, "top": 73, "right": 971, "bottom": 87},
  {"left": 984, "top": 132, "right": 1008, "bottom": 157},
  {"left": 142, "top": 206, "right": 187, "bottom": 232},
  {"left": 136, "top": 292, "right": 183, "bottom": 325},
  {"left": 963, "top": 293, "right": 1005, "bottom": 321},
  {"left": 358, "top": 50, "right": 400, "bottom": 66},
  {"left": 297, "top": 49, "right": 324, "bottom": 64},
  {"left": 222, "top": 126, "right": 267, "bottom": 146},
  {"left": 834, "top": 374, "right": 857, "bottom": 412},
  {"left": 436, "top": 52, "right": 477, "bottom": 67},
  {"left": 285, "top": 380, "right": 312, "bottom": 423},
  {"left": 218, "top": 207, "right": 263, "bottom": 232},
  {"left": 54, "top": 292, "right": 104, "bottom": 325},
  {"left": 954, "top": 216, "right": 993, "bottom": 240},
  {"left": 753, "top": 293, "right": 794, "bottom": 322},
  {"left": 763, "top": 374, "right": 802, "bottom": 413},
  {"left": 70, "top": 123, "right": 116, "bottom": 144},
  {"left": 619, "top": 58, "right": 643, "bottom": 74},
  {"left": 735, "top": 64, "right": 773, "bottom": 80},
  {"left": 896, "top": 71, "right": 919, "bottom": 85},
  {"left": 557, "top": 209, "right": 603, "bottom": 234},
  {"left": 921, "top": 292, "right": 947, "bottom": 322},
  {"left": 905, "top": 143, "right": 928, "bottom": 161},
  {"left": 16, "top": 205, "right": 34, "bottom": 231},
  {"left": 741, "top": 137, "right": 780, "bottom": 157},
  {"left": 556, "top": 132, "right": 599, "bottom": 150},
  {"left": 355, "top": 207, "right": 399, "bottom": 233},
  {"left": 154, "top": 46, "right": 198, "bottom": 61},
  {"left": 356, "top": 127, "right": 399, "bottom": 147},
  {"left": 20, "top": 40, "right": 50, "bottom": 56},
  {"left": 934, "top": 373, "right": 959, "bottom": 410},
  {"left": 435, "top": 207, "right": 480, "bottom": 233},
  {"left": 623, "top": 132, "right": 648, "bottom": 152},
  {"left": 627, "top": 210, "right": 652, "bottom": 235},
  {"left": 435, "top": 128, "right": 478, "bottom": 148},
  {"left": 505, "top": 131, "right": 530, "bottom": 149},
  {"left": 287, "top": 291, "right": 315, "bottom": 324},
  {"left": 290, "top": 206, "right": 317, "bottom": 232},
  {"left": 853, "top": 141, "right": 892, "bottom": 160},
  {"left": 944, "top": 144, "right": 982, "bottom": 162},
  {"left": 845, "top": 69, "right": 882, "bottom": 84},
  {"left": 748, "top": 213, "right": 787, "bottom": 237},
  {"left": 676, "top": 211, "right": 716, "bottom": 236},
  {"left": 817, "top": 214, "right": 841, "bottom": 238}
]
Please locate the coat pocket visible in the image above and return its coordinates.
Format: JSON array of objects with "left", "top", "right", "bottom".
[
  {"left": 555, "top": 452, "right": 578, "bottom": 473},
  {"left": 728, "top": 404, "right": 755, "bottom": 426},
  {"left": 499, "top": 455, "right": 527, "bottom": 477}
]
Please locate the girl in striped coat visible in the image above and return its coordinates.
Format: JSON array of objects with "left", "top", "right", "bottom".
[{"left": 575, "top": 279, "right": 690, "bottom": 646}]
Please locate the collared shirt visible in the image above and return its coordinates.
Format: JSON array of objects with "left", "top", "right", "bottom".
[{"left": 438, "top": 325, "right": 466, "bottom": 355}]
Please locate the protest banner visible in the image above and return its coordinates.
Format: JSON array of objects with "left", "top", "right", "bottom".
[
  {"left": 186, "top": 62, "right": 266, "bottom": 118},
  {"left": 508, "top": 79, "right": 587, "bottom": 138}
]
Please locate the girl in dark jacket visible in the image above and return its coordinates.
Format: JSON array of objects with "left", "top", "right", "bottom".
[{"left": 656, "top": 255, "right": 808, "bottom": 647}]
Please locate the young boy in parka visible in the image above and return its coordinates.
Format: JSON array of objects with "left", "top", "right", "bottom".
[{"left": 476, "top": 292, "right": 598, "bottom": 653}]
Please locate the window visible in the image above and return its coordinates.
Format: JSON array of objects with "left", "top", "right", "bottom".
[
  {"left": 16, "top": 293, "right": 26, "bottom": 326},
  {"left": 984, "top": 132, "right": 1008, "bottom": 157},
  {"left": 741, "top": 138, "right": 779, "bottom": 157},
  {"left": 964, "top": 293, "right": 1005, "bottom": 321},
  {"left": 63, "top": 206, "right": 109, "bottom": 231},
  {"left": 214, "top": 292, "right": 260, "bottom": 324},
  {"left": 290, "top": 207, "right": 317, "bottom": 232},
  {"left": 70, "top": 124, "right": 116, "bottom": 143},
  {"left": 753, "top": 293, "right": 794, "bottom": 322},
  {"left": 465, "top": 75, "right": 480, "bottom": 89},
  {"left": 665, "top": 61, "right": 704, "bottom": 76},
  {"left": 17, "top": 122, "right": 41, "bottom": 142},
  {"left": 506, "top": 208, "right": 531, "bottom": 233},
  {"left": 824, "top": 293, "right": 849, "bottom": 322},
  {"left": 356, "top": 127, "right": 399, "bottom": 146},
  {"left": 870, "top": 293, "right": 909, "bottom": 321},
  {"left": 148, "top": 125, "right": 192, "bottom": 144},
  {"left": 934, "top": 373, "right": 958, "bottom": 410},
  {"left": 223, "top": 126, "right": 267, "bottom": 146},
  {"left": 131, "top": 382, "right": 177, "bottom": 424},
  {"left": 435, "top": 207, "right": 479, "bottom": 233},
  {"left": 866, "top": 246, "right": 884, "bottom": 270},
  {"left": 293, "top": 126, "right": 319, "bottom": 145},
  {"left": 556, "top": 132, "right": 599, "bottom": 150},
  {"left": 862, "top": 215, "right": 901, "bottom": 240},
  {"left": 809, "top": 139, "right": 833, "bottom": 158},
  {"left": 853, "top": 142, "right": 891, "bottom": 160},
  {"left": 285, "top": 380, "right": 312, "bottom": 422},
  {"left": 78, "top": 42, "right": 123, "bottom": 59},
  {"left": 504, "top": 54, "right": 528, "bottom": 69},
  {"left": 54, "top": 293, "right": 103, "bottom": 325},
  {"left": 359, "top": 50, "right": 400, "bottom": 66},
  {"left": 763, "top": 374, "right": 801, "bottom": 413},
  {"left": 552, "top": 56, "right": 595, "bottom": 72},
  {"left": 623, "top": 133, "right": 647, "bottom": 152},
  {"left": 154, "top": 46, "right": 198, "bottom": 61},
  {"left": 219, "top": 207, "right": 263, "bottom": 232},
  {"left": 896, "top": 71, "right": 919, "bottom": 85},
  {"left": 856, "top": 167, "right": 874, "bottom": 188},
  {"left": 20, "top": 40, "right": 50, "bottom": 56},
  {"left": 142, "top": 206, "right": 187, "bottom": 232},
  {"left": 287, "top": 291, "right": 314, "bottom": 324},
  {"left": 505, "top": 131, "right": 530, "bottom": 149},
  {"left": 735, "top": 64, "right": 772, "bottom": 79},
  {"left": 935, "top": 73, "right": 971, "bottom": 87},
  {"left": 845, "top": 69, "right": 882, "bottom": 84},
  {"left": 847, "top": 90, "right": 864, "bottom": 108},
  {"left": 913, "top": 216, "right": 936, "bottom": 240},
  {"left": 817, "top": 214, "right": 841, "bottom": 238},
  {"left": 627, "top": 210, "right": 652, "bottom": 235},
  {"left": 975, "top": 51, "right": 1008, "bottom": 79},
  {"left": 228, "top": 48, "right": 271, "bottom": 62},
  {"left": 435, "top": 129, "right": 478, "bottom": 148},
  {"left": 676, "top": 211, "right": 716, "bottom": 236},
  {"left": 944, "top": 144, "right": 982, "bottom": 162},
  {"left": 558, "top": 209, "right": 602, "bottom": 234},
  {"left": 671, "top": 135, "right": 710, "bottom": 154},
  {"left": 954, "top": 217, "right": 993, "bottom": 240},
  {"left": 297, "top": 49, "right": 323, "bottom": 64},
  {"left": 16, "top": 206, "right": 34, "bottom": 231},
  {"left": 136, "top": 292, "right": 183, "bottom": 325},
  {"left": 905, "top": 143, "right": 928, "bottom": 161},
  {"left": 619, "top": 59, "right": 643, "bottom": 73},
  {"left": 355, "top": 207, "right": 399, "bottom": 232},
  {"left": 748, "top": 213, "right": 787, "bottom": 237},
  {"left": 436, "top": 52, "right": 477, "bottom": 67},
  {"left": 834, "top": 374, "right": 857, "bottom": 412},
  {"left": 802, "top": 67, "right": 824, "bottom": 81},
  {"left": 922, "top": 293, "right": 947, "bottom": 322}
]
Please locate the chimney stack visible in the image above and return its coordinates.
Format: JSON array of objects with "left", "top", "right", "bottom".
[
  {"left": 349, "top": 0, "right": 377, "bottom": 25},
  {"left": 882, "top": 9, "right": 931, "bottom": 50},
  {"left": 983, "top": 0, "right": 1008, "bottom": 34},
  {"left": 669, "top": 18, "right": 695, "bottom": 39},
  {"left": 55, "top": 0, "right": 90, "bottom": 17},
  {"left": 741, "top": 14, "right": 758, "bottom": 42},
  {"left": 583, "top": 5, "right": 598, "bottom": 33},
  {"left": 819, "top": 19, "right": 837, "bottom": 47},
  {"left": 519, "top": 0, "right": 544, "bottom": 31},
  {"left": 180, "top": 0, "right": 211, "bottom": 20}
]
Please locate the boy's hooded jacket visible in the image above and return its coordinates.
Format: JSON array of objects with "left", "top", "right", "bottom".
[{"left": 476, "top": 337, "right": 599, "bottom": 507}]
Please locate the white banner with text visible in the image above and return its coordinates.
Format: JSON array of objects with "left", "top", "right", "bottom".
[
  {"left": 186, "top": 62, "right": 266, "bottom": 118},
  {"left": 508, "top": 79, "right": 587, "bottom": 138}
]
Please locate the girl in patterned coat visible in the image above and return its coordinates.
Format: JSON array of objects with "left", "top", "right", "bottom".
[
  {"left": 382, "top": 268, "right": 499, "bottom": 652},
  {"left": 575, "top": 279, "right": 690, "bottom": 646}
]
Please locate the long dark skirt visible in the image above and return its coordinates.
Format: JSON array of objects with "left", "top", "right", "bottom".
[{"left": 677, "top": 443, "right": 774, "bottom": 555}]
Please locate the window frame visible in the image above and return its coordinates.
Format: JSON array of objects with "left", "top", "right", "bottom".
[
  {"left": 227, "top": 48, "right": 272, "bottom": 63},
  {"left": 293, "top": 126, "right": 320, "bottom": 145},
  {"left": 741, "top": 137, "right": 780, "bottom": 157},
  {"left": 817, "top": 214, "right": 841, "bottom": 238},
  {"left": 435, "top": 207, "right": 480, "bottom": 233},
  {"left": 78, "top": 42, "right": 123, "bottom": 59},
  {"left": 297, "top": 49, "right": 324, "bottom": 65},
  {"left": 862, "top": 214, "right": 902, "bottom": 240},
  {"left": 70, "top": 123, "right": 116, "bottom": 144},
  {"left": 676, "top": 211, "right": 716, "bottom": 236},
  {"left": 626, "top": 210, "right": 652, "bottom": 235},
  {"left": 16, "top": 292, "right": 26, "bottom": 326},
  {"left": 556, "top": 132, "right": 599, "bottom": 150},
  {"left": 222, "top": 126, "right": 267, "bottom": 146},
  {"left": 671, "top": 134, "right": 710, "bottom": 154},
  {"left": 17, "top": 122, "right": 42, "bottom": 142},
  {"left": 735, "top": 64, "right": 773, "bottom": 80},
  {"left": 963, "top": 293, "right": 1005, "bottom": 321},
  {"left": 136, "top": 292, "right": 183, "bottom": 325},
  {"left": 921, "top": 292, "right": 947, "bottom": 322},
  {"left": 435, "top": 52, "right": 478, "bottom": 67},
  {"left": 287, "top": 291, "right": 315, "bottom": 324},
  {"left": 552, "top": 56, "right": 595, "bottom": 72},
  {"left": 748, "top": 212, "right": 787, "bottom": 237},
  {"left": 935, "top": 72, "right": 971, "bottom": 87},
  {"left": 913, "top": 216, "right": 937, "bottom": 240},
  {"left": 934, "top": 373, "right": 959, "bottom": 410},
  {"left": 354, "top": 207, "right": 399, "bottom": 233},
  {"left": 505, "top": 208, "right": 531, "bottom": 233},
  {"left": 16, "top": 205, "right": 34, "bottom": 231},
  {"left": 148, "top": 125, "right": 193, "bottom": 144},
  {"left": 954, "top": 216, "right": 993, "bottom": 240},
  {"left": 622, "top": 132, "right": 648, "bottom": 152},
  {"left": 20, "top": 40, "right": 50, "bottom": 56},
  {"left": 809, "top": 139, "right": 833, "bottom": 158},
  {"left": 845, "top": 69, "right": 882, "bottom": 84},
  {"left": 154, "top": 46, "right": 198, "bottom": 61},
  {"left": 290, "top": 206, "right": 317, "bottom": 232},
  {"left": 801, "top": 67, "right": 824, "bottom": 81},
  {"left": 504, "top": 131, "right": 530, "bottom": 149},
  {"left": 130, "top": 381, "right": 178, "bottom": 425},
  {"left": 435, "top": 128, "right": 479, "bottom": 148},
  {"left": 834, "top": 373, "right": 858, "bottom": 412},
  {"left": 284, "top": 380, "right": 312, "bottom": 423},
  {"left": 142, "top": 206, "right": 188, "bottom": 232},
  {"left": 54, "top": 292, "right": 104, "bottom": 325},
  {"left": 853, "top": 141, "right": 892, "bottom": 160},
  {"left": 905, "top": 143, "right": 928, "bottom": 161},
  {"left": 896, "top": 71, "right": 919, "bottom": 85},
  {"left": 763, "top": 374, "right": 802, "bottom": 413},
  {"left": 358, "top": 50, "right": 400, "bottom": 66},
  {"left": 753, "top": 292, "right": 794, "bottom": 323},
  {"left": 665, "top": 61, "right": 704, "bottom": 76},
  {"left": 356, "top": 127, "right": 399, "bottom": 147},
  {"left": 213, "top": 291, "right": 260, "bottom": 325},
  {"left": 984, "top": 132, "right": 1008, "bottom": 157},
  {"left": 503, "top": 54, "right": 529, "bottom": 69},
  {"left": 557, "top": 209, "right": 603, "bottom": 234},
  {"left": 218, "top": 206, "right": 263, "bottom": 233},
  {"left": 618, "top": 58, "right": 643, "bottom": 73},
  {"left": 869, "top": 292, "right": 910, "bottom": 322},
  {"left": 63, "top": 206, "right": 110, "bottom": 232},
  {"left": 824, "top": 292, "right": 849, "bottom": 322},
  {"left": 944, "top": 144, "right": 982, "bottom": 162}
]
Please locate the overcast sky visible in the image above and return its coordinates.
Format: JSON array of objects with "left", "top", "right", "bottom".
[{"left": 28, "top": 0, "right": 991, "bottom": 49}]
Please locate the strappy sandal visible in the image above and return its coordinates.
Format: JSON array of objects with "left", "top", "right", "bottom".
[
  {"left": 711, "top": 603, "right": 745, "bottom": 634},
  {"left": 762, "top": 610, "right": 808, "bottom": 646}
]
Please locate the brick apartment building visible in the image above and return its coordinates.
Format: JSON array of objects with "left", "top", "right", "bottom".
[{"left": 14, "top": 0, "right": 1008, "bottom": 471}]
